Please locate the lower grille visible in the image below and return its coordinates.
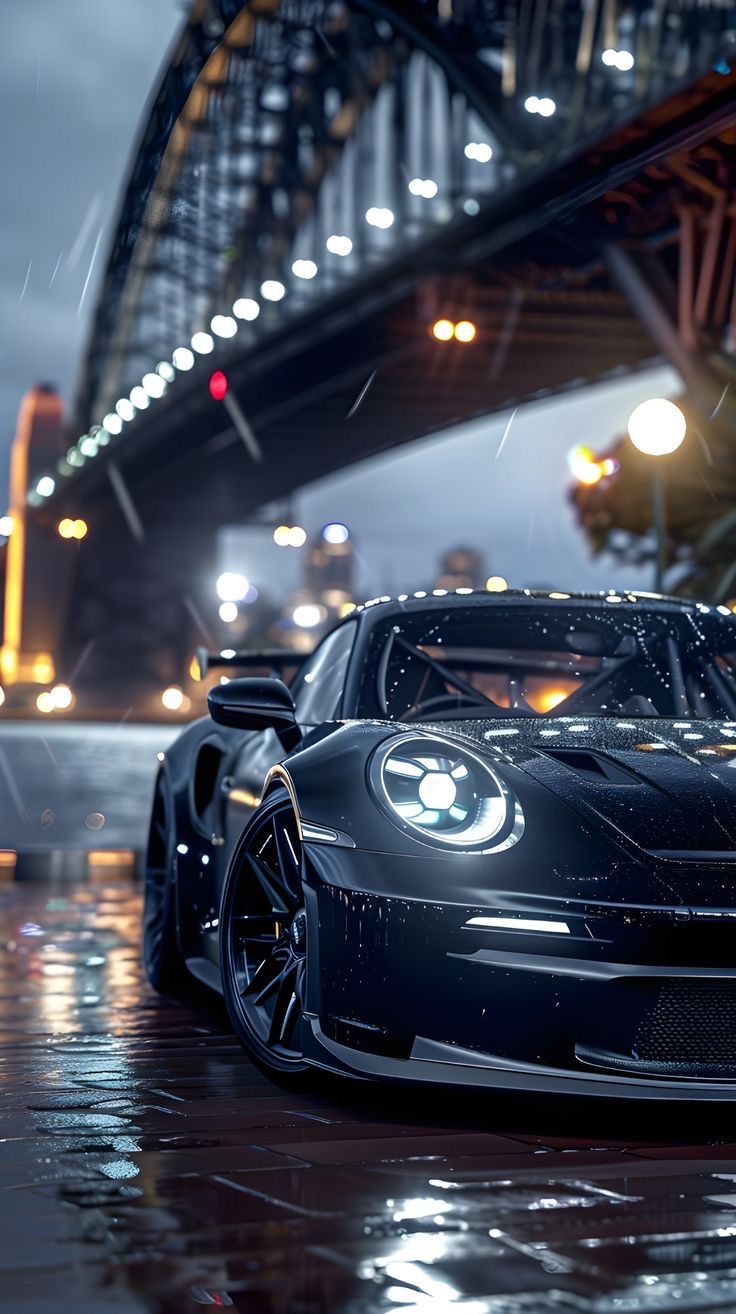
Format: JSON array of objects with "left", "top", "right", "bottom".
[{"left": 635, "top": 978, "right": 736, "bottom": 1064}]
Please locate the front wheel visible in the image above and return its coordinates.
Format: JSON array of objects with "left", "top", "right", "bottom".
[{"left": 219, "top": 789, "right": 313, "bottom": 1089}]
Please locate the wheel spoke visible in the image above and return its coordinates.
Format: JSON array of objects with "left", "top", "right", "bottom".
[
  {"left": 232, "top": 913, "right": 281, "bottom": 929},
  {"left": 248, "top": 854, "right": 291, "bottom": 916},
  {"left": 226, "top": 799, "right": 307, "bottom": 1064},
  {"left": 243, "top": 949, "right": 286, "bottom": 1003},
  {"left": 272, "top": 818, "right": 302, "bottom": 901},
  {"left": 280, "top": 986, "right": 302, "bottom": 1047},
  {"left": 268, "top": 961, "right": 298, "bottom": 1047}
]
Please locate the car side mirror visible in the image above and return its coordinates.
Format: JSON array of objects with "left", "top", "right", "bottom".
[{"left": 207, "top": 677, "right": 301, "bottom": 750}]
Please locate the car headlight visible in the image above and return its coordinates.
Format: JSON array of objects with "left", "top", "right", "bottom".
[{"left": 370, "top": 734, "right": 524, "bottom": 852}]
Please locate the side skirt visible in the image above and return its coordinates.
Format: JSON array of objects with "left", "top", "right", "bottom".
[{"left": 185, "top": 956, "right": 224, "bottom": 994}]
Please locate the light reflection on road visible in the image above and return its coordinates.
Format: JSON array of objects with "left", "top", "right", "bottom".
[{"left": 2, "top": 878, "right": 736, "bottom": 1313}]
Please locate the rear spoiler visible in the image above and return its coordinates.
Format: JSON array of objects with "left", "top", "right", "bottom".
[{"left": 194, "top": 646, "right": 309, "bottom": 680}]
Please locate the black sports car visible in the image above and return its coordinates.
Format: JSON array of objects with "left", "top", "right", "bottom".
[{"left": 144, "top": 589, "right": 736, "bottom": 1098}]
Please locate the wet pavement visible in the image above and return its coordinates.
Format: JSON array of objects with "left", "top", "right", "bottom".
[{"left": 4, "top": 878, "right": 736, "bottom": 1313}]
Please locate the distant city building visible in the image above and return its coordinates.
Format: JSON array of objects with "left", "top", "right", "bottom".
[
  {"left": 303, "top": 526, "right": 355, "bottom": 601},
  {"left": 435, "top": 546, "right": 487, "bottom": 592},
  {"left": 279, "top": 525, "right": 357, "bottom": 649}
]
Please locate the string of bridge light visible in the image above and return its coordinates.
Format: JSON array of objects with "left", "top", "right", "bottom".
[{"left": 30, "top": 141, "right": 499, "bottom": 503}]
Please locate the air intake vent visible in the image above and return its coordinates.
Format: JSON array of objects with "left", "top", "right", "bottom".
[{"left": 541, "top": 748, "right": 641, "bottom": 785}]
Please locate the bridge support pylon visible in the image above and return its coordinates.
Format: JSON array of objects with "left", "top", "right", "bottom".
[{"left": 1, "top": 387, "right": 69, "bottom": 702}]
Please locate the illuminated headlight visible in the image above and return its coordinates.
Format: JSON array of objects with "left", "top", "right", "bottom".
[{"left": 370, "top": 735, "right": 524, "bottom": 852}]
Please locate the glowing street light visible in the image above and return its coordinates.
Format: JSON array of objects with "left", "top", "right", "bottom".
[
  {"left": 602, "top": 48, "right": 634, "bottom": 71},
  {"left": 454, "top": 320, "right": 476, "bottom": 343},
  {"left": 261, "top": 280, "right": 286, "bottom": 302},
  {"left": 191, "top": 331, "right": 214, "bottom": 354},
  {"left": 216, "top": 572, "right": 249, "bottom": 602},
  {"left": 273, "top": 525, "right": 306, "bottom": 547},
  {"left": 103, "top": 412, "right": 123, "bottom": 434},
  {"left": 142, "top": 372, "right": 166, "bottom": 399},
  {"left": 365, "top": 207, "right": 394, "bottom": 229},
  {"left": 172, "top": 347, "right": 195, "bottom": 371},
  {"left": 627, "top": 398, "right": 687, "bottom": 592},
  {"left": 58, "top": 519, "right": 87, "bottom": 540},
  {"left": 431, "top": 319, "right": 455, "bottom": 342},
  {"left": 524, "top": 95, "right": 556, "bottom": 116},
  {"left": 210, "top": 314, "right": 238, "bottom": 338},
  {"left": 233, "top": 297, "right": 260, "bottom": 321},
  {"left": 292, "top": 259, "right": 318, "bottom": 279},
  {"left": 0, "top": 515, "right": 13, "bottom": 537},
  {"left": 322, "top": 522, "right": 350, "bottom": 544},
  {"left": 50, "top": 683, "right": 73, "bottom": 710},
  {"left": 130, "top": 386, "right": 150, "bottom": 410},
  {"left": 326, "top": 235, "right": 352, "bottom": 256},
  {"left": 293, "top": 603, "right": 325, "bottom": 628},
  {"left": 116, "top": 398, "right": 136, "bottom": 421},
  {"left": 627, "top": 398, "right": 686, "bottom": 456},
  {"left": 219, "top": 601, "right": 238, "bottom": 623},
  {"left": 408, "top": 178, "right": 438, "bottom": 198},
  {"left": 161, "top": 686, "right": 185, "bottom": 712},
  {"left": 464, "top": 142, "right": 493, "bottom": 162}
]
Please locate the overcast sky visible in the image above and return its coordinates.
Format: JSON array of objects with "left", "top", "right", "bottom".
[
  {"left": 0, "top": 0, "right": 182, "bottom": 503},
  {"left": 1, "top": 4, "right": 676, "bottom": 600}
]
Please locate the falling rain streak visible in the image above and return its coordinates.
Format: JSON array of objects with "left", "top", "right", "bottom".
[
  {"left": 77, "top": 227, "right": 103, "bottom": 316},
  {"left": 346, "top": 370, "right": 376, "bottom": 419},
  {"left": 494, "top": 408, "right": 517, "bottom": 461},
  {"left": 17, "top": 258, "right": 32, "bottom": 304},
  {"left": 710, "top": 384, "right": 730, "bottom": 420}
]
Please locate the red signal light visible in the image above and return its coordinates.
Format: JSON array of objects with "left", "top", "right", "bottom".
[{"left": 209, "top": 370, "right": 229, "bottom": 401}]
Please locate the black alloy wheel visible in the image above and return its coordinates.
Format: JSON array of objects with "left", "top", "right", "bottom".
[
  {"left": 143, "top": 771, "right": 183, "bottom": 991},
  {"left": 220, "top": 789, "right": 313, "bottom": 1087}
]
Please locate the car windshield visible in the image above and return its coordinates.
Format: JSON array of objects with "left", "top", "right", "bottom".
[{"left": 357, "top": 603, "right": 736, "bottom": 721}]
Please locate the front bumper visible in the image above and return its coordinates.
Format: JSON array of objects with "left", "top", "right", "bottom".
[
  {"left": 303, "top": 849, "right": 736, "bottom": 1099},
  {"left": 304, "top": 1022, "right": 736, "bottom": 1100}
]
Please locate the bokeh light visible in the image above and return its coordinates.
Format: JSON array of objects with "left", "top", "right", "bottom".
[{"left": 628, "top": 398, "right": 686, "bottom": 456}]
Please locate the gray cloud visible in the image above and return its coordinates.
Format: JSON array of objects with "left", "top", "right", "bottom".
[{"left": 0, "top": 0, "right": 182, "bottom": 506}]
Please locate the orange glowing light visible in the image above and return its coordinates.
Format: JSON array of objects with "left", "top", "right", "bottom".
[
  {"left": 569, "top": 444, "right": 603, "bottom": 486},
  {"left": 431, "top": 318, "right": 455, "bottom": 342},
  {"left": 535, "top": 689, "right": 572, "bottom": 713},
  {"left": 524, "top": 682, "right": 580, "bottom": 714},
  {"left": 454, "top": 320, "right": 476, "bottom": 343}
]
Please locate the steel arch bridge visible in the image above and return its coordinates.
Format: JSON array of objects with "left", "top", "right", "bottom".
[
  {"left": 8, "top": 0, "right": 736, "bottom": 708},
  {"left": 34, "top": 0, "right": 736, "bottom": 503}
]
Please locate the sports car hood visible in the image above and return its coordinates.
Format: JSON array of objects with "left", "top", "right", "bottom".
[{"left": 437, "top": 716, "right": 736, "bottom": 861}]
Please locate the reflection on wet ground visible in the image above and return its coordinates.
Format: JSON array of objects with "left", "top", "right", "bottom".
[{"left": 3, "top": 880, "right": 736, "bottom": 1312}]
